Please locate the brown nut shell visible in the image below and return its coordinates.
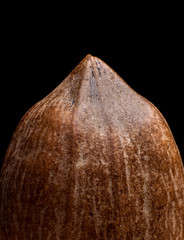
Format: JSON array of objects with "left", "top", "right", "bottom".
[{"left": 0, "top": 54, "right": 184, "bottom": 239}]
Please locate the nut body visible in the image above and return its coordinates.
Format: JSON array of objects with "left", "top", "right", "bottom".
[{"left": 0, "top": 55, "right": 184, "bottom": 239}]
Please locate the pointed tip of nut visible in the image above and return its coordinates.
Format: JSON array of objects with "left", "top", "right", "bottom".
[
  {"left": 74, "top": 54, "right": 102, "bottom": 74},
  {"left": 83, "top": 54, "right": 96, "bottom": 63},
  {"left": 85, "top": 53, "right": 93, "bottom": 58},
  {"left": 83, "top": 54, "right": 101, "bottom": 63}
]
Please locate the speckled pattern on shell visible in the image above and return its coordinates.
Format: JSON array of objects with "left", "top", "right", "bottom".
[{"left": 0, "top": 54, "right": 184, "bottom": 240}]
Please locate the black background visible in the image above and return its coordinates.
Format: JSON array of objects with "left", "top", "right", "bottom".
[{"left": 0, "top": 6, "right": 183, "bottom": 168}]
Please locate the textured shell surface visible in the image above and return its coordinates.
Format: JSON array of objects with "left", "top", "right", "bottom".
[{"left": 0, "top": 54, "right": 184, "bottom": 240}]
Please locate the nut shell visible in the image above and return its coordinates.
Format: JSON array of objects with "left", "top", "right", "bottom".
[{"left": 0, "top": 55, "right": 184, "bottom": 239}]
